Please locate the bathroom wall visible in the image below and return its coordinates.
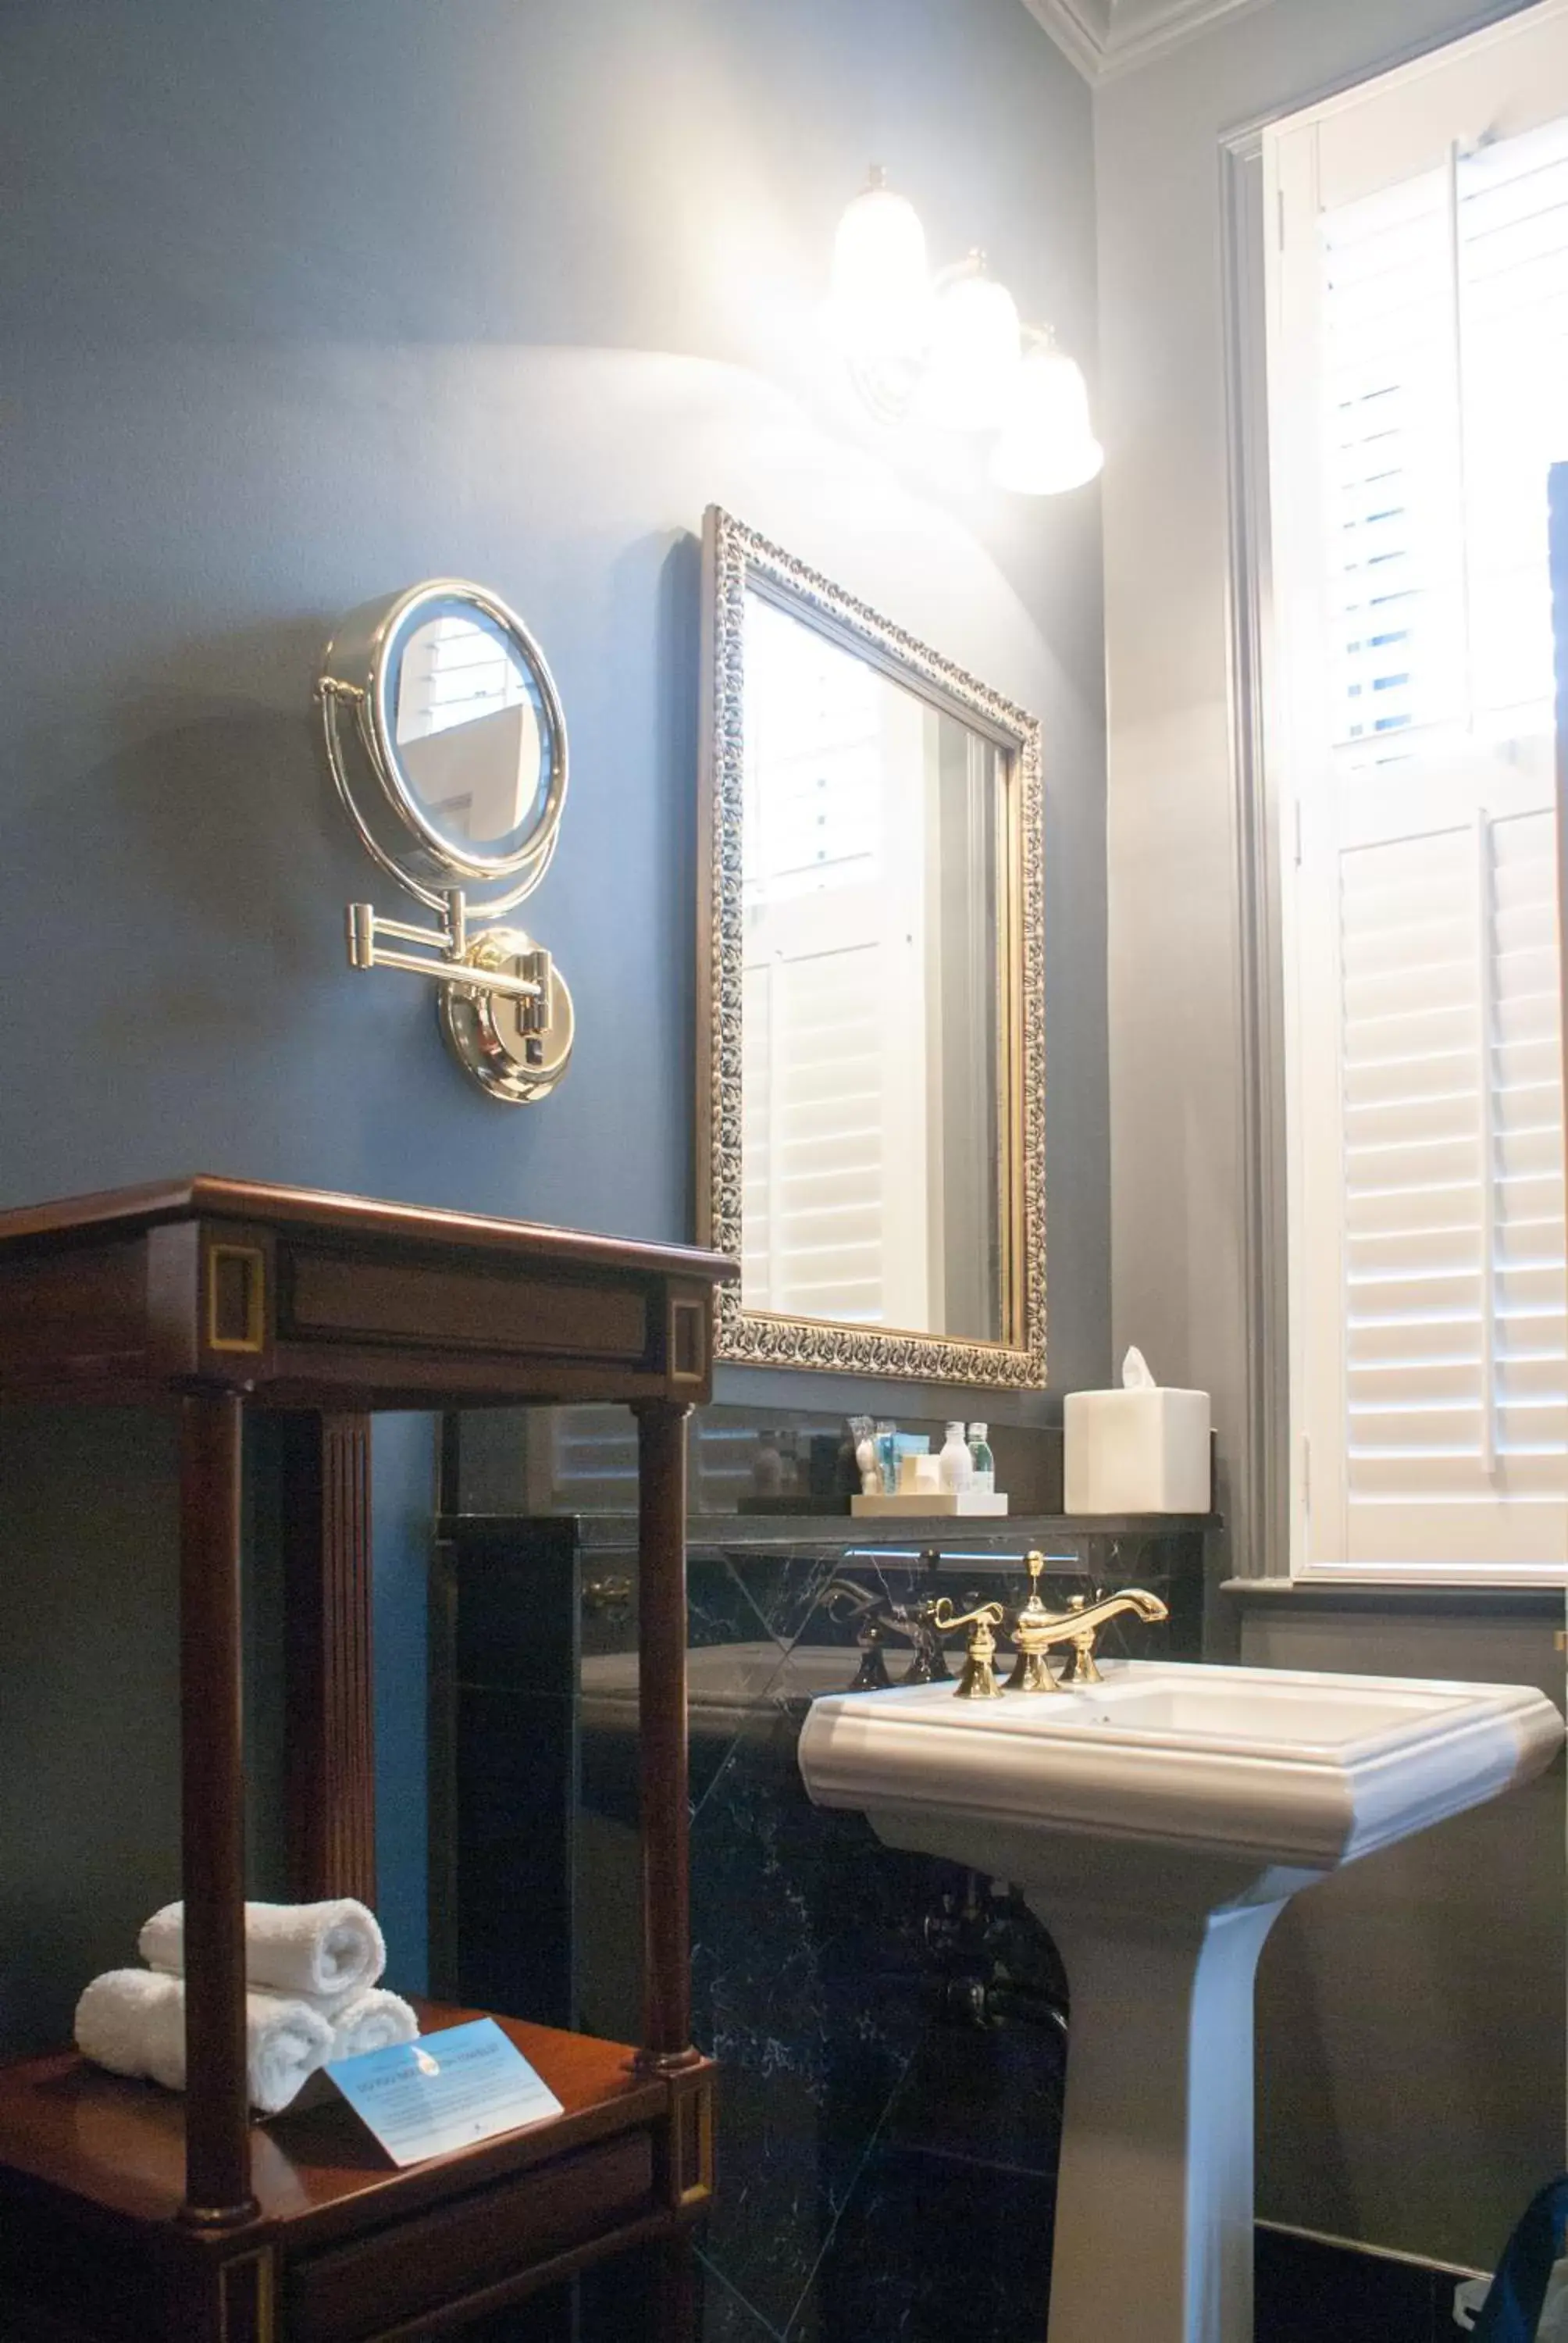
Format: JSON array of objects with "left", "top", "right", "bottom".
[
  {"left": 0, "top": 0, "right": 1106, "bottom": 2042},
  {"left": 1092, "top": 0, "right": 1566, "bottom": 2273}
]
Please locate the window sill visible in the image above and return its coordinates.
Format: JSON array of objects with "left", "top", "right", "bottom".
[{"left": 1222, "top": 1574, "right": 1566, "bottom": 1617}]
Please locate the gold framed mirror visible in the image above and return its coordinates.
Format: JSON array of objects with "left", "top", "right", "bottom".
[{"left": 697, "top": 508, "right": 1045, "bottom": 1385}]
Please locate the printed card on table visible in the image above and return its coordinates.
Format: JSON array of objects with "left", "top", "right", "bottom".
[{"left": 326, "top": 2017, "right": 565, "bottom": 2167}]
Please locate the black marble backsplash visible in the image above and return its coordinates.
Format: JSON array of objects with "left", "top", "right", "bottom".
[{"left": 679, "top": 1532, "right": 1195, "bottom": 2341}]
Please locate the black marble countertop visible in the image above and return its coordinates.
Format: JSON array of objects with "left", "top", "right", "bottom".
[
  {"left": 689, "top": 1508, "right": 1220, "bottom": 1542},
  {"left": 444, "top": 1509, "right": 1219, "bottom": 1542}
]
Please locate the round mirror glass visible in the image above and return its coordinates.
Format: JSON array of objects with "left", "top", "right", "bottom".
[{"left": 386, "top": 597, "right": 552, "bottom": 862}]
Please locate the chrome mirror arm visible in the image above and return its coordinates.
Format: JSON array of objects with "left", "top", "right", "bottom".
[{"left": 345, "top": 899, "right": 551, "bottom": 1011}]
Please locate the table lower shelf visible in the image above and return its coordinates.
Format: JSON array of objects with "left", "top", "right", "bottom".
[{"left": 0, "top": 2002, "right": 715, "bottom": 2342}]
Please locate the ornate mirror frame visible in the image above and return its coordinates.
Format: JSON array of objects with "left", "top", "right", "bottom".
[{"left": 697, "top": 507, "right": 1046, "bottom": 1386}]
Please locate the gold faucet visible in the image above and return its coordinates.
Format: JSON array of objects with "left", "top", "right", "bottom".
[
  {"left": 928, "top": 1599, "right": 1007, "bottom": 1699},
  {"left": 949, "top": 1553, "right": 1170, "bottom": 1699}
]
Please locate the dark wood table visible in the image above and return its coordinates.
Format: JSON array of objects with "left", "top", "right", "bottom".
[{"left": 0, "top": 1177, "right": 735, "bottom": 2342}]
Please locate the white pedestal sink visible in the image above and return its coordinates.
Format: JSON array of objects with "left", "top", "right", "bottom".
[{"left": 799, "top": 1660, "right": 1562, "bottom": 2343}]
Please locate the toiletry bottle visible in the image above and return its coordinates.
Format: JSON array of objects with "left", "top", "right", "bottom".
[
  {"left": 939, "top": 1421, "right": 973, "bottom": 1493},
  {"left": 875, "top": 1421, "right": 898, "bottom": 1496},
  {"left": 967, "top": 1423, "right": 995, "bottom": 1495},
  {"left": 851, "top": 1416, "right": 879, "bottom": 1496},
  {"left": 754, "top": 1429, "right": 782, "bottom": 1496}
]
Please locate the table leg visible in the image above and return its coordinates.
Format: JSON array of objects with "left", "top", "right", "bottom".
[
  {"left": 279, "top": 1411, "right": 376, "bottom": 1904},
  {"left": 178, "top": 1389, "right": 256, "bottom": 2228},
  {"left": 650, "top": 2232, "right": 698, "bottom": 2343},
  {"left": 631, "top": 1400, "right": 697, "bottom": 2069}
]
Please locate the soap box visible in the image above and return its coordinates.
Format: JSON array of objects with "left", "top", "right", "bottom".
[{"left": 1063, "top": 1385, "right": 1210, "bottom": 1515}]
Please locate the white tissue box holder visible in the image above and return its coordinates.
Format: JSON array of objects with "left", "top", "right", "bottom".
[{"left": 1063, "top": 1386, "right": 1210, "bottom": 1515}]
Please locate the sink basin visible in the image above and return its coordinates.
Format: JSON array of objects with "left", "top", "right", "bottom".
[
  {"left": 800, "top": 1658, "right": 1558, "bottom": 1870},
  {"left": 580, "top": 1639, "right": 858, "bottom": 1739},
  {"left": 800, "top": 1658, "right": 1562, "bottom": 2343}
]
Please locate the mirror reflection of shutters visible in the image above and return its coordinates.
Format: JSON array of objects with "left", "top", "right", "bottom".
[
  {"left": 397, "top": 615, "right": 530, "bottom": 741},
  {"left": 740, "top": 597, "right": 931, "bottom": 1327},
  {"left": 516, "top": 1409, "right": 754, "bottom": 1514}
]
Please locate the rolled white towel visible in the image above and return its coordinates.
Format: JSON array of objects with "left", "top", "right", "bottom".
[
  {"left": 327, "top": 1988, "right": 419, "bottom": 2063},
  {"left": 74, "top": 1969, "right": 334, "bottom": 2116},
  {"left": 137, "top": 1898, "right": 387, "bottom": 2002}
]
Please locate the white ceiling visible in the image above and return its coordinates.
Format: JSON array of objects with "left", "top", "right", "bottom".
[{"left": 1019, "top": 0, "right": 1275, "bottom": 81}]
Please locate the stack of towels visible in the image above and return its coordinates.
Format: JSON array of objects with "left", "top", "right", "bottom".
[{"left": 74, "top": 1897, "right": 419, "bottom": 2115}]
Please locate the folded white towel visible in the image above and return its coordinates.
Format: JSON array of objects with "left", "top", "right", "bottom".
[
  {"left": 327, "top": 1988, "right": 419, "bottom": 2063},
  {"left": 137, "top": 1898, "right": 387, "bottom": 2002},
  {"left": 74, "top": 1969, "right": 334, "bottom": 2116}
]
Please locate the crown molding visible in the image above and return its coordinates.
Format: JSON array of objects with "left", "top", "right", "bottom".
[
  {"left": 1021, "top": 0, "right": 1275, "bottom": 83},
  {"left": 1019, "top": 0, "right": 1111, "bottom": 80}
]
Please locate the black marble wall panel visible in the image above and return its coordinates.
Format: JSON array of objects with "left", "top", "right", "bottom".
[
  {"left": 431, "top": 1517, "right": 579, "bottom": 2029},
  {"left": 608, "top": 1525, "right": 1199, "bottom": 2342}
]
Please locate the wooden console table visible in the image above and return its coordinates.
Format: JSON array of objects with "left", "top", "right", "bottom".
[{"left": 0, "top": 1177, "right": 734, "bottom": 2343}]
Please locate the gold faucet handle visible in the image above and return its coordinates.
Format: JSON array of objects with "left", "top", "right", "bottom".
[
  {"left": 1004, "top": 1553, "right": 1064, "bottom": 1692},
  {"left": 1058, "top": 1586, "right": 1168, "bottom": 1685},
  {"left": 1057, "top": 1593, "right": 1097, "bottom": 1685},
  {"left": 932, "top": 1599, "right": 1006, "bottom": 1701}
]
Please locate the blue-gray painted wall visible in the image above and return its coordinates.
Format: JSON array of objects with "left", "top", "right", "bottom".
[{"left": 0, "top": 0, "right": 1104, "bottom": 2035}]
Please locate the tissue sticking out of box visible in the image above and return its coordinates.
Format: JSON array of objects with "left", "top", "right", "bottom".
[{"left": 1063, "top": 1350, "right": 1211, "bottom": 1516}]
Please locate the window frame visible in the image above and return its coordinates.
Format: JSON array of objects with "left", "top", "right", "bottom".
[{"left": 1221, "top": 0, "right": 1568, "bottom": 1590}]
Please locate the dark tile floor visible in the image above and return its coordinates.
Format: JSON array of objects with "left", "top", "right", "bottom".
[
  {"left": 1256, "top": 2227, "right": 1463, "bottom": 2342},
  {"left": 458, "top": 2222, "right": 1470, "bottom": 2339}
]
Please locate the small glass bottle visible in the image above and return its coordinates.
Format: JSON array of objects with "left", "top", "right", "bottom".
[
  {"left": 939, "top": 1421, "right": 973, "bottom": 1492},
  {"left": 967, "top": 1422, "right": 995, "bottom": 1495},
  {"left": 754, "top": 1429, "right": 782, "bottom": 1496}
]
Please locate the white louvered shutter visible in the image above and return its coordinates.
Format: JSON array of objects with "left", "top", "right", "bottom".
[
  {"left": 395, "top": 612, "right": 533, "bottom": 742},
  {"left": 543, "top": 1409, "right": 753, "bottom": 1514},
  {"left": 739, "top": 594, "right": 932, "bottom": 1328},
  {"left": 1328, "top": 793, "right": 1564, "bottom": 1566},
  {"left": 1267, "top": 7, "right": 1568, "bottom": 1576}
]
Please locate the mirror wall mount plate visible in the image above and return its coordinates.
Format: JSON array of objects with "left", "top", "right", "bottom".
[
  {"left": 698, "top": 508, "right": 1046, "bottom": 1387},
  {"left": 316, "top": 577, "right": 574, "bottom": 1103}
]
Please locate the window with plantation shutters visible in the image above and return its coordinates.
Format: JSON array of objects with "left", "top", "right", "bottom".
[{"left": 1265, "top": 0, "right": 1568, "bottom": 1578}]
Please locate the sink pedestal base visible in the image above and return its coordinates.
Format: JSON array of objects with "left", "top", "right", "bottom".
[
  {"left": 1038, "top": 1874, "right": 1299, "bottom": 2343},
  {"left": 880, "top": 1824, "right": 1319, "bottom": 2343}
]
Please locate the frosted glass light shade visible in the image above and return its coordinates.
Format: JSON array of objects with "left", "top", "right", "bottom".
[
  {"left": 829, "top": 177, "right": 931, "bottom": 366},
  {"left": 990, "top": 344, "right": 1104, "bottom": 494},
  {"left": 914, "top": 266, "right": 1021, "bottom": 430}
]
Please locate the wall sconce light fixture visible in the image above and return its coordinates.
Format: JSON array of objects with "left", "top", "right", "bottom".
[{"left": 830, "top": 166, "right": 1103, "bottom": 494}]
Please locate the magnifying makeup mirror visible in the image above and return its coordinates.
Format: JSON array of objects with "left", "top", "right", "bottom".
[{"left": 318, "top": 579, "right": 574, "bottom": 1102}]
